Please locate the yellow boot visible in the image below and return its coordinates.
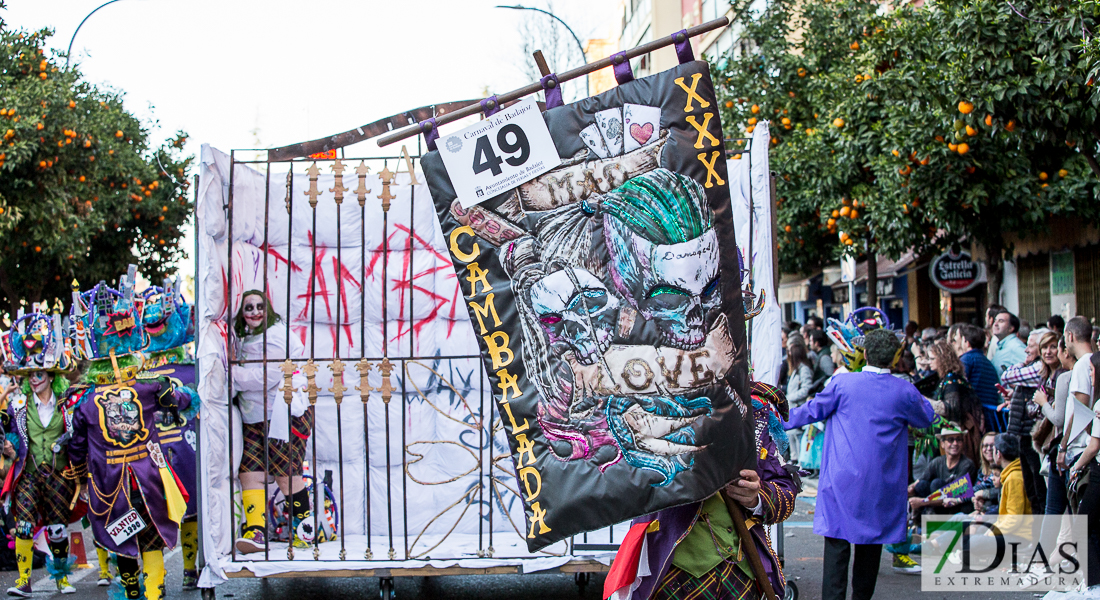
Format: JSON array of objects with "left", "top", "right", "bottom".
[
  {"left": 142, "top": 549, "right": 166, "bottom": 600},
  {"left": 97, "top": 545, "right": 113, "bottom": 586},
  {"left": 181, "top": 519, "right": 199, "bottom": 588},
  {"left": 6, "top": 538, "right": 33, "bottom": 597}
]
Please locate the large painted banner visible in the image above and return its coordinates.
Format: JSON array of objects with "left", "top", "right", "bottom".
[{"left": 421, "top": 61, "right": 754, "bottom": 550}]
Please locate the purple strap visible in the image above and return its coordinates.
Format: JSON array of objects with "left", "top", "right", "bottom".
[
  {"left": 540, "top": 73, "right": 563, "bottom": 109},
  {"left": 612, "top": 52, "right": 634, "bottom": 85},
  {"left": 480, "top": 95, "right": 501, "bottom": 117},
  {"left": 673, "top": 30, "right": 694, "bottom": 64},
  {"left": 420, "top": 117, "right": 439, "bottom": 152}
]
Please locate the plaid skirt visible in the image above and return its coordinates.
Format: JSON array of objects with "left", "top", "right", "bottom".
[
  {"left": 653, "top": 562, "right": 761, "bottom": 600},
  {"left": 239, "top": 408, "right": 314, "bottom": 478},
  {"left": 14, "top": 464, "right": 76, "bottom": 527}
]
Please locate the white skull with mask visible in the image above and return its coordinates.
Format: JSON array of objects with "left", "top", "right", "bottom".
[
  {"left": 603, "top": 169, "right": 721, "bottom": 350},
  {"left": 530, "top": 268, "right": 619, "bottom": 365}
]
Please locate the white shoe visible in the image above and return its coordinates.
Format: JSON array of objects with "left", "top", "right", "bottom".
[{"left": 97, "top": 577, "right": 111, "bottom": 587}]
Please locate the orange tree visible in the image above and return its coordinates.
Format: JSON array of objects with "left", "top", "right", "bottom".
[
  {"left": 0, "top": 20, "right": 192, "bottom": 313},
  {"left": 715, "top": 0, "right": 1100, "bottom": 303}
]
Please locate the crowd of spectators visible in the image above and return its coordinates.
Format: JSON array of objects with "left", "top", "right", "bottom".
[{"left": 779, "top": 307, "right": 1100, "bottom": 583}]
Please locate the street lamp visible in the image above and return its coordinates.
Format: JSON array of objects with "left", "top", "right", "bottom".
[
  {"left": 496, "top": 4, "right": 590, "bottom": 98},
  {"left": 66, "top": 0, "right": 127, "bottom": 68}
]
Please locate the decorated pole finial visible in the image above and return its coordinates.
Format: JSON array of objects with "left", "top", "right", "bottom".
[
  {"left": 330, "top": 159, "right": 348, "bottom": 205},
  {"left": 377, "top": 166, "right": 395, "bottom": 213},
  {"left": 355, "top": 161, "right": 371, "bottom": 208},
  {"left": 304, "top": 162, "right": 321, "bottom": 209}
]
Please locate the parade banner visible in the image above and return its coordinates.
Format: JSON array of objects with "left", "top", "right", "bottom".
[
  {"left": 422, "top": 60, "right": 755, "bottom": 550},
  {"left": 729, "top": 122, "right": 781, "bottom": 386},
  {"left": 927, "top": 474, "right": 974, "bottom": 502}
]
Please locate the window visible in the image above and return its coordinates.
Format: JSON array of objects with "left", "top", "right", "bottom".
[
  {"left": 1051, "top": 251, "right": 1075, "bottom": 296},
  {"left": 1016, "top": 253, "right": 1051, "bottom": 327}
]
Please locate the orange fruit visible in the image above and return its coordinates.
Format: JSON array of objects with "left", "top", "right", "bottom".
[
  {"left": 1005, "top": 120, "right": 1016, "bottom": 132},
  {"left": 948, "top": 143, "right": 958, "bottom": 152},
  {"left": 984, "top": 114, "right": 993, "bottom": 127},
  {"left": 38, "top": 73, "right": 46, "bottom": 80},
  {"left": 965, "top": 125, "right": 977, "bottom": 136},
  {"left": 79, "top": 175, "right": 85, "bottom": 182},
  {"left": 781, "top": 117, "right": 791, "bottom": 125},
  {"left": 892, "top": 149, "right": 900, "bottom": 157},
  {"left": 920, "top": 157, "right": 929, "bottom": 165},
  {"left": 840, "top": 206, "right": 851, "bottom": 217},
  {"left": 36, "top": 122, "right": 43, "bottom": 130},
  {"left": 748, "top": 117, "right": 757, "bottom": 125},
  {"left": 38, "top": 160, "right": 46, "bottom": 168},
  {"left": 798, "top": 68, "right": 807, "bottom": 77},
  {"left": 1039, "top": 172, "right": 1048, "bottom": 181},
  {"left": 935, "top": 135, "right": 944, "bottom": 142},
  {"left": 725, "top": 100, "right": 733, "bottom": 108},
  {"left": 68, "top": 100, "right": 75, "bottom": 109},
  {"left": 958, "top": 101, "right": 974, "bottom": 114},
  {"left": 1059, "top": 169, "right": 1069, "bottom": 177},
  {"left": 831, "top": 209, "right": 840, "bottom": 217},
  {"left": 902, "top": 204, "right": 909, "bottom": 214},
  {"left": 833, "top": 118, "right": 845, "bottom": 128},
  {"left": 784, "top": 225, "right": 792, "bottom": 232},
  {"left": 850, "top": 41, "right": 860, "bottom": 50},
  {"left": 850, "top": 209, "right": 859, "bottom": 219},
  {"left": 751, "top": 104, "right": 760, "bottom": 114},
  {"left": 115, "top": 130, "right": 123, "bottom": 138},
  {"left": 827, "top": 218, "right": 836, "bottom": 226},
  {"left": 844, "top": 238, "right": 854, "bottom": 246},
  {"left": 956, "top": 143, "right": 969, "bottom": 154},
  {"left": 746, "top": 125, "right": 755, "bottom": 133},
  {"left": 34, "top": 246, "right": 40, "bottom": 252}
]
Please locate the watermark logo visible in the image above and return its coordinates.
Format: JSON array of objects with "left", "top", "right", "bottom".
[{"left": 921, "top": 515, "right": 1086, "bottom": 592}]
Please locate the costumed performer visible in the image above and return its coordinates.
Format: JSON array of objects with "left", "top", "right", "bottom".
[
  {"left": 138, "top": 279, "right": 200, "bottom": 588},
  {"left": 604, "top": 381, "right": 801, "bottom": 600},
  {"left": 0, "top": 304, "right": 80, "bottom": 597},
  {"left": 784, "top": 328, "right": 935, "bottom": 600},
  {"left": 230, "top": 290, "right": 312, "bottom": 554},
  {"left": 66, "top": 267, "right": 196, "bottom": 600}
]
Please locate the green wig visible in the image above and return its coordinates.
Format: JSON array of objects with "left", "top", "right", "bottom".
[
  {"left": 21, "top": 373, "right": 71, "bottom": 398},
  {"left": 234, "top": 290, "right": 281, "bottom": 337},
  {"left": 601, "top": 168, "right": 712, "bottom": 244}
]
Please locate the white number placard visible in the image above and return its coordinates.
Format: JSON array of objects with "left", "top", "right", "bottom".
[{"left": 437, "top": 98, "right": 561, "bottom": 208}]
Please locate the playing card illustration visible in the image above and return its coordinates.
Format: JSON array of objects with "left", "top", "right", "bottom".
[
  {"left": 580, "top": 123, "right": 610, "bottom": 159},
  {"left": 595, "top": 107, "right": 624, "bottom": 156},
  {"left": 624, "top": 104, "right": 661, "bottom": 153}
]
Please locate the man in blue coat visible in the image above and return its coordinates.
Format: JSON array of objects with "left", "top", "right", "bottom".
[{"left": 785, "top": 328, "right": 935, "bottom": 600}]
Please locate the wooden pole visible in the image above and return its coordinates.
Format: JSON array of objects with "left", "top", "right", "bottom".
[
  {"left": 721, "top": 490, "right": 779, "bottom": 600},
  {"left": 376, "top": 16, "right": 730, "bottom": 148}
]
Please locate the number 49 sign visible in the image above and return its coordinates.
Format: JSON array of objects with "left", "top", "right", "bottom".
[{"left": 437, "top": 98, "right": 561, "bottom": 209}]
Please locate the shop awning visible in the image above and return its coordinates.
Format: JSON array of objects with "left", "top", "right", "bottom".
[{"left": 778, "top": 271, "right": 817, "bottom": 303}]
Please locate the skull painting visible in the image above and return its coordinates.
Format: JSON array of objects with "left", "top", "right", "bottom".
[
  {"left": 98, "top": 387, "right": 146, "bottom": 447},
  {"left": 603, "top": 169, "right": 721, "bottom": 350},
  {"left": 529, "top": 268, "right": 619, "bottom": 365}
]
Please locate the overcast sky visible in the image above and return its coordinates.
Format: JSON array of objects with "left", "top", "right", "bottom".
[
  {"left": 3, "top": 0, "right": 620, "bottom": 279},
  {"left": 4, "top": 0, "right": 619, "bottom": 154}
]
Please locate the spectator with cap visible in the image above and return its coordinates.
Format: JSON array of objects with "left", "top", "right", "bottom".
[
  {"left": 991, "top": 310, "right": 1027, "bottom": 376},
  {"left": 908, "top": 421, "right": 978, "bottom": 515},
  {"left": 786, "top": 328, "right": 935, "bottom": 590}
]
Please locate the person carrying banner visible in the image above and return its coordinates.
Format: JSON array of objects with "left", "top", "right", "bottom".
[
  {"left": 785, "top": 328, "right": 936, "bottom": 596},
  {"left": 230, "top": 290, "right": 312, "bottom": 554},
  {"left": 66, "top": 268, "right": 197, "bottom": 600},
  {"left": 0, "top": 306, "right": 80, "bottom": 596},
  {"left": 603, "top": 381, "right": 801, "bottom": 600},
  {"left": 138, "top": 280, "right": 201, "bottom": 589}
]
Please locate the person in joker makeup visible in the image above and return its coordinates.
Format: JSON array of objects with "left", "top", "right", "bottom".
[
  {"left": 0, "top": 307, "right": 80, "bottom": 597},
  {"left": 230, "top": 290, "right": 312, "bottom": 554}
]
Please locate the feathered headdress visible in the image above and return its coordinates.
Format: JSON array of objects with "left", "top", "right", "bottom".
[
  {"left": 139, "top": 276, "right": 194, "bottom": 354},
  {"left": 69, "top": 264, "right": 148, "bottom": 361},
  {"left": 0, "top": 301, "right": 74, "bottom": 374},
  {"left": 825, "top": 306, "right": 894, "bottom": 372}
]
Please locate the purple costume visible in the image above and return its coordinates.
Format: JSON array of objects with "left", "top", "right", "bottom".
[
  {"left": 68, "top": 377, "right": 193, "bottom": 557},
  {"left": 785, "top": 371, "right": 935, "bottom": 544},
  {"left": 145, "top": 361, "right": 198, "bottom": 518},
  {"left": 625, "top": 401, "right": 800, "bottom": 599}
]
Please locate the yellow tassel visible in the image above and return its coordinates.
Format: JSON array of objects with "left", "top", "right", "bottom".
[{"left": 157, "top": 465, "right": 187, "bottom": 524}]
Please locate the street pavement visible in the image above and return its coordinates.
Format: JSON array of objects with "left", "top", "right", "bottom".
[{"left": 0, "top": 483, "right": 1045, "bottom": 599}]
